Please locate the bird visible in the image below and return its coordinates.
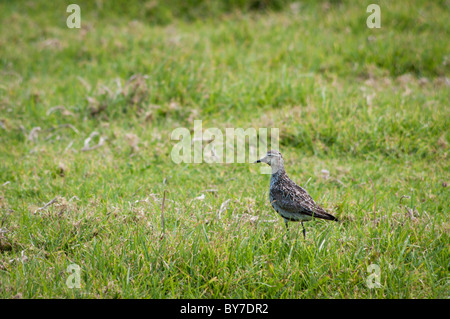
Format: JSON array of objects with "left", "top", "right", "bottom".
[{"left": 254, "top": 150, "right": 338, "bottom": 238}]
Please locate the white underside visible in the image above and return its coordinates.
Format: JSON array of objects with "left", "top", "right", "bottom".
[
  {"left": 270, "top": 195, "right": 313, "bottom": 222},
  {"left": 278, "top": 210, "right": 313, "bottom": 222}
]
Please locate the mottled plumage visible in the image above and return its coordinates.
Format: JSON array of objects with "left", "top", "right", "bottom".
[{"left": 255, "top": 150, "right": 338, "bottom": 238}]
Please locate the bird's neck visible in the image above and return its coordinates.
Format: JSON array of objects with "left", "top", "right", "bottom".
[{"left": 270, "top": 158, "right": 286, "bottom": 177}]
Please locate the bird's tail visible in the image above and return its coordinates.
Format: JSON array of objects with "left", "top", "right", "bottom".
[
  {"left": 315, "top": 207, "right": 339, "bottom": 221},
  {"left": 325, "top": 213, "right": 339, "bottom": 222}
]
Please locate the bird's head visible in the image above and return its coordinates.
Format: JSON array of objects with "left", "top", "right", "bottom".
[{"left": 254, "top": 150, "right": 284, "bottom": 174}]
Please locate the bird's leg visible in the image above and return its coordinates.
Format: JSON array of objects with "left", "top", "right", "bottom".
[
  {"left": 282, "top": 220, "right": 290, "bottom": 244},
  {"left": 301, "top": 221, "right": 306, "bottom": 239}
]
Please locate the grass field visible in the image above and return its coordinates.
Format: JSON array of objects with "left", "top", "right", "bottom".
[{"left": 0, "top": 0, "right": 449, "bottom": 298}]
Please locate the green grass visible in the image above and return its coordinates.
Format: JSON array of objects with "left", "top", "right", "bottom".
[{"left": 0, "top": 0, "right": 449, "bottom": 298}]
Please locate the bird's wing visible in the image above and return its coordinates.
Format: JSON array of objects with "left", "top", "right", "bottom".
[{"left": 271, "top": 178, "right": 337, "bottom": 220}]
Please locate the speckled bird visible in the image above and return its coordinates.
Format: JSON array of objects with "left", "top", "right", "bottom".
[{"left": 255, "top": 150, "right": 338, "bottom": 238}]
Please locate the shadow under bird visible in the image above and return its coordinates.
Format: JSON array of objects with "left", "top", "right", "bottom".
[{"left": 255, "top": 150, "right": 338, "bottom": 238}]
